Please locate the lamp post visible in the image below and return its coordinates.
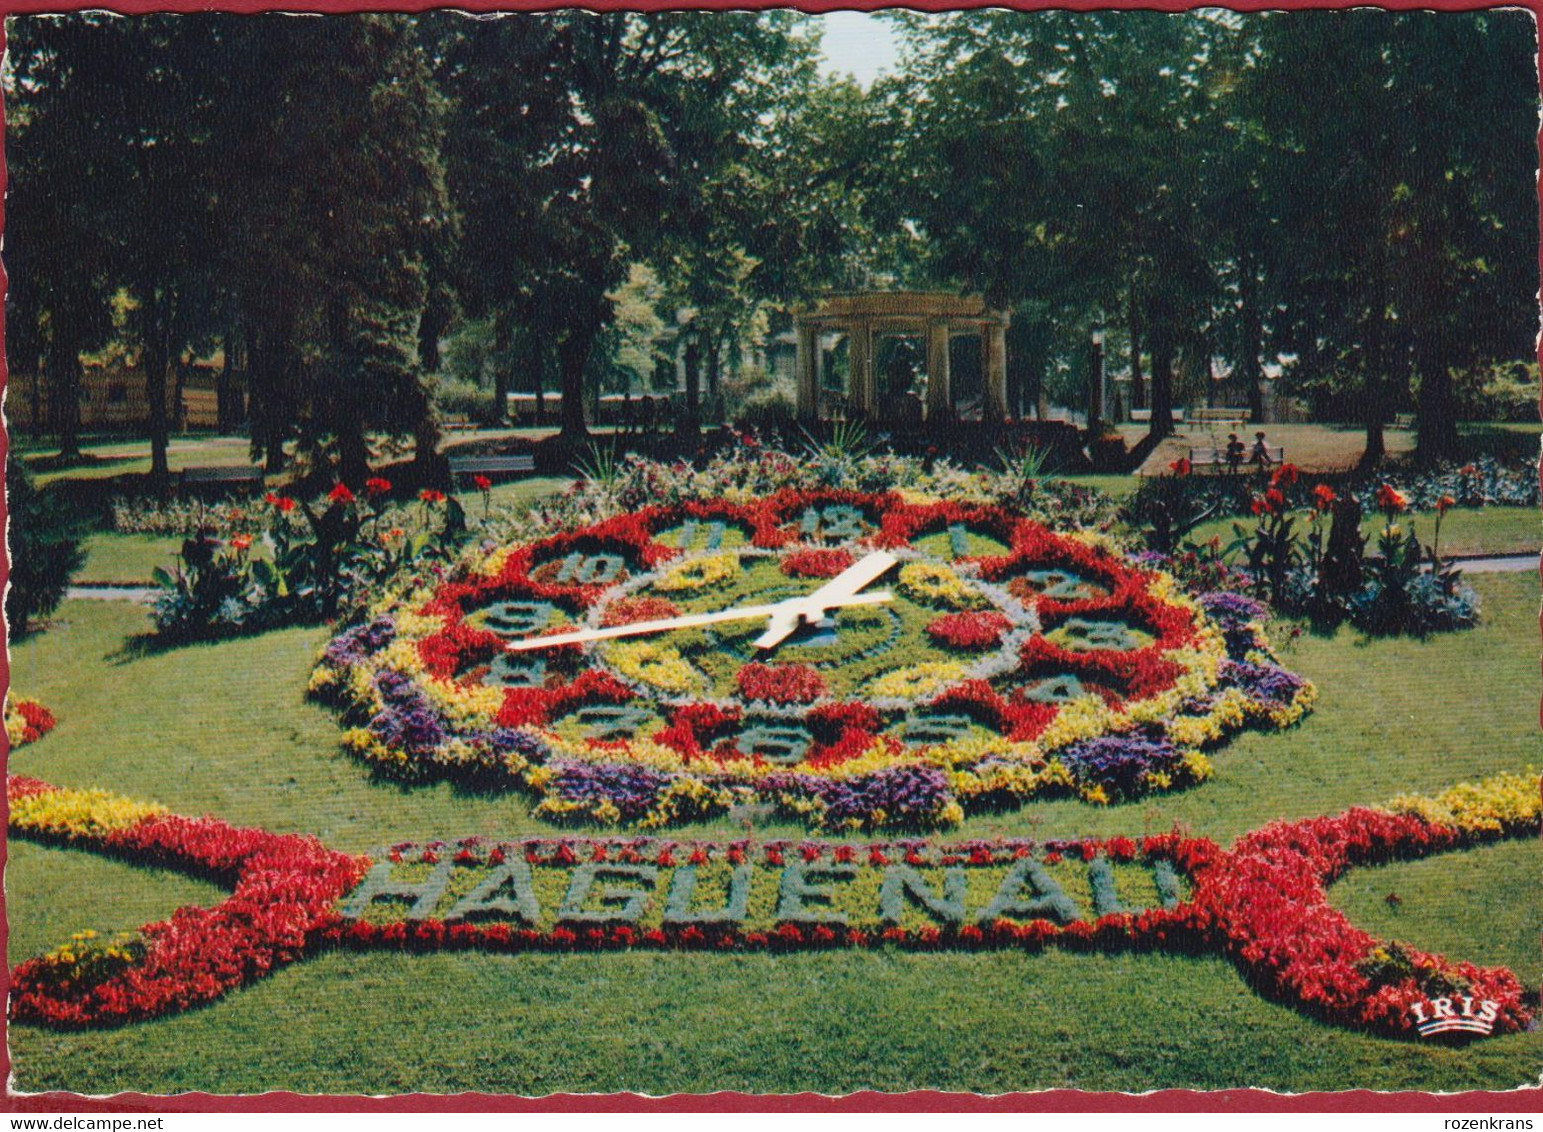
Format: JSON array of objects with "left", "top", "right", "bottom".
[{"left": 1087, "top": 320, "right": 1107, "bottom": 434}]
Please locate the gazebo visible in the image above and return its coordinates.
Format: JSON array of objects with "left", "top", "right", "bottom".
[{"left": 793, "top": 291, "right": 1010, "bottom": 424}]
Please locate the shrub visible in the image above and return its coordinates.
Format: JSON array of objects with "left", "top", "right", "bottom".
[
  {"left": 5, "top": 457, "right": 85, "bottom": 641},
  {"left": 432, "top": 377, "right": 498, "bottom": 422}
]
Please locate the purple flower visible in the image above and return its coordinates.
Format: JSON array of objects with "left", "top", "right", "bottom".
[
  {"left": 324, "top": 617, "right": 396, "bottom": 666},
  {"left": 548, "top": 760, "right": 673, "bottom": 821},
  {"left": 1199, "top": 592, "right": 1269, "bottom": 629},
  {"left": 1220, "top": 660, "right": 1306, "bottom": 706},
  {"left": 1056, "top": 734, "right": 1182, "bottom": 798},
  {"left": 763, "top": 765, "right": 951, "bottom": 827}
]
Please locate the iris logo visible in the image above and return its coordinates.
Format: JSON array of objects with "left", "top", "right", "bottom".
[{"left": 1409, "top": 996, "right": 1501, "bottom": 1037}]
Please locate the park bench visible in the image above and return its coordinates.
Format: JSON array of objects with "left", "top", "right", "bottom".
[
  {"left": 1129, "top": 408, "right": 1186, "bottom": 425},
  {"left": 180, "top": 465, "right": 265, "bottom": 493},
  {"left": 1188, "top": 445, "right": 1285, "bottom": 472},
  {"left": 447, "top": 453, "right": 536, "bottom": 485}
]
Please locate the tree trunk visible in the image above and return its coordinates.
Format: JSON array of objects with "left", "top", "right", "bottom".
[
  {"left": 47, "top": 319, "right": 84, "bottom": 460},
  {"left": 1238, "top": 254, "right": 1264, "bottom": 424},
  {"left": 1147, "top": 324, "right": 1176, "bottom": 442},
  {"left": 705, "top": 332, "right": 722, "bottom": 425},
  {"left": 492, "top": 313, "right": 514, "bottom": 426},
  {"left": 143, "top": 288, "right": 173, "bottom": 494},
  {"left": 679, "top": 334, "right": 702, "bottom": 437},
  {"left": 1415, "top": 335, "right": 1459, "bottom": 463},
  {"left": 217, "top": 326, "right": 237, "bottom": 434},
  {"left": 556, "top": 307, "right": 598, "bottom": 442},
  {"left": 1357, "top": 309, "right": 1394, "bottom": 475},
  {"left": 173, "top": 354, "right": 191, "bottom": 434},
  {"left": 1127, "top": 287, "right": 1144, "bottom": 410},
  {"left": 336, "top": 422, "right": 371, "bottom": 487}
]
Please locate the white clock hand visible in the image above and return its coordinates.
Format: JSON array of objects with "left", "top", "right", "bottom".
[
  {"left": 750, "top": 550, "right": 899, "bottom": 650},
  {"left": 504, "top": 590, "right": 894, "bottom": 652}
]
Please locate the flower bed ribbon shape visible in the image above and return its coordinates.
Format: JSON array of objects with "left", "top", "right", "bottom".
[
  {"left": 9, "top": 770, "right": 1535, "bottom": 1040},
  {"left": 309, "top": 489, "right": 1315, "bottom": 831}
]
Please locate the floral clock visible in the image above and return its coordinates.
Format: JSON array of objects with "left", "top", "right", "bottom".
[{"left": 311, "top": 489, "right": 1314, "bottom": 830}]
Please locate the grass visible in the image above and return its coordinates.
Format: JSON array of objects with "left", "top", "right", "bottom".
[
  {"left": 1187, "top": 505, "right": 1539, "bottom": 560},
  {"left": 6, "top": 570, "right": 1540, "bottom": 1092}
]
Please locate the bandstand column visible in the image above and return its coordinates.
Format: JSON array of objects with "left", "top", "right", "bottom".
[
  {"left": 795, "top": 319, "right": 819, "bottom": 422},
  {"left": 984, "top": 319, "right": 1009, "bottom": 422},
  {"left": 925, "top": 319, "right": 952, "bottom": 420},
  {"left": 849, "top": 319, "right": 875, "bottom": 418}
]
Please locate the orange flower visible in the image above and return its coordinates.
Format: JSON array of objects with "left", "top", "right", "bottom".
[
  {"left": 1169, "top": 457, "right": 1191, "bottom": 476},
  {"left": 1311, "top": 484, "right": 1337, "bottom": 511},
  {"left": 1375, "top": 484, "right": 1407, "bottom": 513},
  {"left": 230, "top": 535, "right": 253, "bottom": 552},
  {"left": 419, "top": 489, "right": 446, "bottom": 504},
  {"left": 1435, "top": 494, "right": 1456, "bottom": 515}
]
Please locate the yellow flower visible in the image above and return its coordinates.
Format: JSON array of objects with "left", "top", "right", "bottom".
[
  {"left": 865, "top": 662, "right": 966, "bottom": 700},
  {"left": 602, "top": 641, "right": 704, "bottom": 695},
  {"left": 655, "top": 552, "right": 740, "bottom": 593},
  {"left": 897, "top": 562, "right": 985, "bottom": 610}
]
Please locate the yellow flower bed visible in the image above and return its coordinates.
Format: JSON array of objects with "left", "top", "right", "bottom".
[
  {"left": 10, "top": 785, "right": 165, "bottom": 841},
  {"left": 896, "top": 562, "right": 985, "bottom": 610},
  {"left": 1384, "top": 768, "right": 1540, "bottom": 836},
  {"left": 865, "top": 662, "right": 967, "bottom": 700},
  {"left": 654, "top": 552, "right": 740, "bottom": 593},
  {"left": 603, "top": 641, "right": 703, "bottom": 695}
]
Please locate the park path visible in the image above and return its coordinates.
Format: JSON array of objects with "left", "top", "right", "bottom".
[{"left": 64, "top": 551, "right": 1540, "bottom": 607}]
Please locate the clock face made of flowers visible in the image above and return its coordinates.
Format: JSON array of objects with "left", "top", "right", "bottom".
[{"left": 312, "top": 490, "right": 1314, "bottom": 830}]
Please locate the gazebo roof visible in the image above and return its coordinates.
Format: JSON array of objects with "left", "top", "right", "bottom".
[{"left": 798, "top": 291, "right": 1002, "bottom": 323}]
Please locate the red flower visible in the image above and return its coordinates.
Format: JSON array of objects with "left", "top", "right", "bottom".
[
  {"left": 472, "top": 474, "right": 493, "bottom": 492},
  {"left": 781, "top": 548, "right": 855, "bottom": 579},
  {"left": 364, "top": 477, "right": 392, "bottom": 498},
  {"left": 1311, "top": 484, "right": 1338, "bottom": 512},
  {"left": 1251, "top": 489, "right": 1286, "bottom": 517},
  {"left": 1375, "top": 484, "right": 1408, "bottom": 514},
  {"left": 735, "top": 663, "right": 827, "bottom": 705},
  {"left": 230, "top": 535, "right": 253, "bottom": 553},
  {"left": 419, "top": 489, "right": 447, "bottom": 504},
  {"left": 1270, "top": 463, "right": 1300, "bottom": 489},
  {"left": 926, "top": 610, "right": 1013, "bottom": 650},
  {"left": 327, "top": 484, "right": 356, "bottom": 505},
  {"left": 1168, "top": 457, "right": 1192, "bottom": 476},
  {"left": 1435, "top": 494, "right": 1456, "bottom": 515},
  {"left": 264, "top": 492, "right": 297, "bottom": 514}
]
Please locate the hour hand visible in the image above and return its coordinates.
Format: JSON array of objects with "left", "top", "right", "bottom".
[{"left": 751, "top": 551, "right": 898, "bottom": 651}]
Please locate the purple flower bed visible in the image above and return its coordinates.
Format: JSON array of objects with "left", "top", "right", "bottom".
[
  {"left": 1198, "top": 592, "right": 1269, "bottom": 629},
  {"left": 1219, "top": 660, "right": 1307, "bottom": 706},
  {"left": 764, "top": 765, "right": 952, "bottom": 827},
  {"left": 368, "top": 669, "right": 447, "bottom": 756},
  {"left": 324, "top": 617, "right": 396, "bottom": 667},
  {"left": 1055, "top": 734, "right": 1183, "bottom": 799},
  {"left": 547, "top": 760, "right": 674, "bottom": 821}
]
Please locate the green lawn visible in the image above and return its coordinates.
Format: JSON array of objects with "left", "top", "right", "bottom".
[
  {"left": 6, "top": 571, "right": 1539, "bottom": 1093},
  {"left": 1188, "top": 505, "right": 1540, "bottom": 560}
]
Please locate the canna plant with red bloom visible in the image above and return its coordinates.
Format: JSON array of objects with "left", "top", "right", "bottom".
[
  {"left": 327, "top": 483, "right": 356, "bottom": 506},
  {"left": 264, "top": 492, "right": 298, "bottom": 514},
  {"left": 419, "top": 489, "right": 446, "bottom": 505},
  {"left": 1311, "top": 484, "right": 1338, "bottom": 512},
  {"left": 364, "top": 477, "right": 392, "bottom": 499},
  {"left": 1168, "top": 457, "right": 1191, "bottom": 476}
]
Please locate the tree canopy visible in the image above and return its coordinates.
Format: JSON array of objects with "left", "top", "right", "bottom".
[{"left": 5, "top": 10, "right": 1536, "bottom": 476}]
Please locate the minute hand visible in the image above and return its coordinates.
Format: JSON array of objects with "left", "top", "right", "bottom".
[
  {"left": 750, "top": 550, "right": 900, "bottom": 650},
  {"left": 504, "top": 591, "right": 894, "bottom": 652}
]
